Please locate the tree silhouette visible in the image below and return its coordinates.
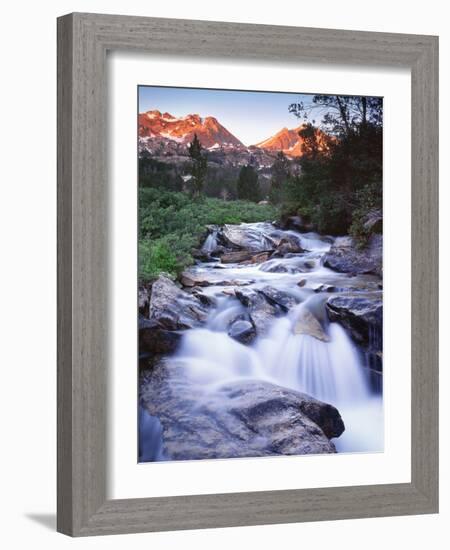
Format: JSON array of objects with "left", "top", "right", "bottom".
[
  {"left": 187, "top": 134, "right": 207, "bottom": 198},
  {"left": 289, "top": 95, "right": 383, "bottom": 138}
]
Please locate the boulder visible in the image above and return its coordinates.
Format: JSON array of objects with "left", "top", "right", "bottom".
[
  {"left": 323, "top": 234, "right": 382, "bottom": 277},
  {"left": 181, "top": 269, "right": 255, "bottom": 288},
  {"left": 293, "top": 308, "right": 330, "bottom": 342},
  {"left": 221, "top": 224, "right": 278, "bottom": 253},
  {"left": 234, "top": 288, "right": 279, "bottom": 335},
  {"left": 180, "top": 272, "right": 210, "bottom": 287},
  {"left": 326, "top": 293, "right": 382, "bottom": 370},
  {"left": 149, "top": 275, "right": 208, "bottom": 330},
  {"left": 220, "top": 250, "right": 254, "bottom": 264},
  {"left": 140, "top": 360, "right": 344, "bottom": 460},
  {"left": 227, "top": 319, "right": 256, "bottom": 344},
  {"left": 192, "top": 248, "right": 214, "bottom": 261},
  {"left": 326, "top": 294, "right": 382, "bottom": 346},
  {"left": 222, "top": 289, "right": 236, "bottom": 296},
  {"left": 190, "top": 289, "right": 218, "bottom": 308},
  {"left": 259, "top": 259, "right": 307, "bottom": 274},
  {"left": 312, "top": 284, "right": 336, "bottom": 293},
  {"left": 271, "top": 235, "right": 304, "bottom": 257},
  {"left": 248, "top": 252, "right": 271, "bottom": 264},
  {"left": 259, "top": 261, "right": 290, "bottom": 273},
  {"left": 259, "top": 286, "right": 299, "bottom": 311},
  {"left": 139, "top": 317, "right": 182, "bottom": 356}
]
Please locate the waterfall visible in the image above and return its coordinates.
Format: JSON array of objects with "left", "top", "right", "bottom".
[
  {"left": 172, "top": 295, "right": 382, "bottom": 453},
  {"left": 256, "top": 315, "right": 370, "bottom": 404},
  {"left": 201, "top": 230, "right": 218, "bottom": 254}
]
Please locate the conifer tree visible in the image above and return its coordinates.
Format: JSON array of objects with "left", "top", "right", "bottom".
[{"left": 187, "top": 134, "right": 207, "bottom": 198}]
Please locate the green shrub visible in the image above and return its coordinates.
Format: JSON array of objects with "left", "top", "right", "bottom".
[
  {"left": 138, "top": 188, "right": 278, "bottom": 280},
  {"left": 139, "top": 239, "right": 180, "bottom": 280}
]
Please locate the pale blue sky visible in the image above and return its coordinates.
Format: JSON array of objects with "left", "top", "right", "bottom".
[{"left": 138, "top": 86, "right": 317, "bottom": 146}]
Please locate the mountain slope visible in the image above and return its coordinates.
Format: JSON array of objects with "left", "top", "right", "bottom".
[
  {"left": 255, "top": 124, "right": 329, "bottom": 157},
  {"left": 139, "top": 110, "right": 244, "bottom": 149}
]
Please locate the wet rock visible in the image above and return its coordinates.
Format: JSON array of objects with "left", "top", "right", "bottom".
[
  {"left": 220, "top": 250, "right": 254, "bottom": 264},
  {"left": 271, "top": 235, "right": 304, "bottom": 257},
  {"left": 235, "top": 288, "right": 279, "bottom": 335},
  {"left": 259, "top": 259, "right": 306, "bottom": 274},
  {"left": 222, "top": 289, "right": 236, "bottom": 296},
  {"left": 297, "top": 279, "right": 307, "bottom": 287},
  {"left": 228, "top": 319, "right": 256, "bottom": 344},
  {"left": 313, "top": 284, "right": 336, "bottom": 293},
  {"left": 191, "top": 248, "right": 212, "bottom": 261},
  {"left": 259, "top": 286, "right": 299, "bottom": 311},
  {"left": 293, "top": 308, "right": 330, "bottom": 342},
  {"left": 180, "top": 272, "right": 210, "bottom": 287},
  {"left": 190, "top": 289, "right": 218, "bottom": 308},
  {"left": 221, "top": 224, "right": 278, "bottom": 253},
  {"left": 259, "top": 261, "right": 290, "bottom": 273},
  {"left": 249, "top": 252, "right": 271, "bottom": 264},
  {"left": 181, "top": 269, "right": 255, "bottom": 288},
  {"left": 324, "top": 234, "right": 382, "bottom": 277},
  {"left": 326, "top": 293, "right": 382, "bottom": 368},
  {"left": 149, "top": 275, "right": 208, "bottom": 330},
  {"left": 140, "top": 360, "right": 344, "bottom": 460},
  {"left": 139, "top": 317, "right": 182, "bottom": 355}
]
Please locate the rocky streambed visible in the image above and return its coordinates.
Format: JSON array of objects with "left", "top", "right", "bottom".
[{"left": 139, "top": 221, "right": 383, "bottom": 461}]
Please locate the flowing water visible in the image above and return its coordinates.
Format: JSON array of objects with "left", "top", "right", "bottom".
[{"left": 142, "top": 222, "right": 383, "bottom": 458}]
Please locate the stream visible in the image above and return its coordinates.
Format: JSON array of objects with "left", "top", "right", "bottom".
[{"left": 139, "top": 222, "right": 383, "bottom": 461}]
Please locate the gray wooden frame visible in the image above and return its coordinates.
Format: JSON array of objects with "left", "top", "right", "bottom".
[{"left": 57, "top": 12, "right": 439, "bottom": 537}]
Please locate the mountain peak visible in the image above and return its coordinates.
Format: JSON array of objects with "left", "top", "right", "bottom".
[
  {"left": 254, "top": 125, "right": 328, "bottom": 157},
  {"left": 139, "top": 111, "right": 243, "bottom": 148},
  {"left": 146, "top": 109, "right": 162, "bottom": 118}
]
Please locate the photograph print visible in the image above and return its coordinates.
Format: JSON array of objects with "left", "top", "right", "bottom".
[{"left": 138, "top": 86, "right": 383, "bottom": 462}]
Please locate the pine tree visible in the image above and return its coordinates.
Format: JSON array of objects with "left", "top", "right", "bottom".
[{"left": 187, "top": 134, "right": 207, "bottom": 198}]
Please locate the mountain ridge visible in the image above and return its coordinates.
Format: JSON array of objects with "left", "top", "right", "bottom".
[
  {"left": 138, "top": 110, "right": 329, "bottom": 161},
  {"left": 139, "top": 110, "right": 244, "bottom": 149}
]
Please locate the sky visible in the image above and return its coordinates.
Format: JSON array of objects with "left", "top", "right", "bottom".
[{"left": 138, "top": 86, "right": 318, "bottom": 146}]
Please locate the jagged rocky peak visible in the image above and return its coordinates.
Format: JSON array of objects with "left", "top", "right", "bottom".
[
  {"left": 254, "top": 123, "right": 329, "bottom": 158},
  {"left": 138, "top": 109, "right": 244, "bottom": 149}
]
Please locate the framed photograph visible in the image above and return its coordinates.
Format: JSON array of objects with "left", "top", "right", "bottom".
[{"left": 57, "top": 13, "right": 438, "bottom": 536}]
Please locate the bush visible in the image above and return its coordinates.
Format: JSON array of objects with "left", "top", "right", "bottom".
[
  {"left": 139, "top": 239, "right": 181, "bottom": 280},
  {"left": 139, "top": 188, "right": 278, "bottom": 280}
]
